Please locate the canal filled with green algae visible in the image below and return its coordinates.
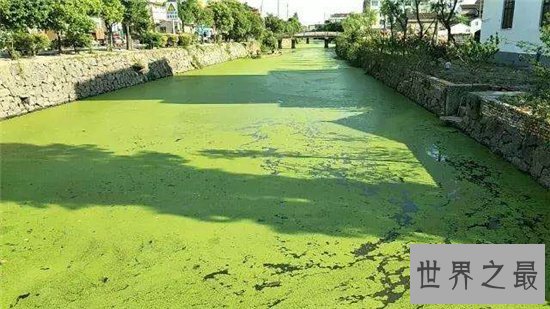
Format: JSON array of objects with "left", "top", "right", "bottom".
[{"left": 1, "top": 45, "right": 549, "bottom": 307}]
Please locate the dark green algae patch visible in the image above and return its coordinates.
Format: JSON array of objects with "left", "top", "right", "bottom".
[{"left": 1, "top": 45, "right": 549, "bottom": 308}]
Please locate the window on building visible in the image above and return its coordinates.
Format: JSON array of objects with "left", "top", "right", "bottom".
[
  {"left": 542, "top": 0, "right": 550, "bottom": 26},
  {"left": 501, "top": 0, "right": 515, "bottom": 29}
]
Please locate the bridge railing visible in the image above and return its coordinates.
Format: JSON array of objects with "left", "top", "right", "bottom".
[{"left": 293, "top": 31, "right": 341, "bottom": 38}]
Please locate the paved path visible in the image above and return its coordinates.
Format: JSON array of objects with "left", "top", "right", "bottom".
[{"left": 1, "top": 45, "right": 548, "bottom": 307}]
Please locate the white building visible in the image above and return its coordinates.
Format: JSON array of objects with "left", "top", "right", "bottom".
[
  {"left": 328, "top": 13, "right": 352, "bottom": 23},
  {"left": 481, "top": 0, "right": 550, "bottom": 55}
]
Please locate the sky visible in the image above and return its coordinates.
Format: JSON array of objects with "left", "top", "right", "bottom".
[{"left": 239, "top": 0, "right": 364, "bottom": 25}]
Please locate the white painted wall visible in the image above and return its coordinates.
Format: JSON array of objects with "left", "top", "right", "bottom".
[{"left": 481, "top": 0, "right": 544, "bottom": 54}]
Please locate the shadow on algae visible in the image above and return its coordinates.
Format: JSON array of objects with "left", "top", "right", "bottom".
[{"left": 0, "top": 46, "right": 549, "bottom": 307}]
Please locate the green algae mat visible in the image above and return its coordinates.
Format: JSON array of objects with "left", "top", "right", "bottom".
[{"left": 1, "top": 45, "right": 549, "bottom": 308}]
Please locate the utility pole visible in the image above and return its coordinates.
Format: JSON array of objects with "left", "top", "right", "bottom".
[
  {"left": 286, "top": 2, "right": 289, "bottom": 19},
  {"left": 277, "top": 0, "right": 280, "bottom": 18},
  {"left": 260, "top": 0, "right": 264, "bottom": 14}
]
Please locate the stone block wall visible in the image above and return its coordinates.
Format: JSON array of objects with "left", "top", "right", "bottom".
[
  {"left": 0, "top": 42, "right": 260, "bottom": 119},
  {"left": 363, "top": 58, "right": 493, "bottom": 116},
  {"left": 457, "top": 92, "right": 550, "bottom": 187},
  {"left": 362, "top": 57, "right": 550, "bottom": 188}
]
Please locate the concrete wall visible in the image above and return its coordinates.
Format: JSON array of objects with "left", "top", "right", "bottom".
[
  {"left": 362, "top": 57, "right": 550, "bottom": 188},
  {"left": 0, "top": 42, "right": 260, "bottom": 119},
  {"left": 481, "top": 0, "right": 545, "bottom": 54}
]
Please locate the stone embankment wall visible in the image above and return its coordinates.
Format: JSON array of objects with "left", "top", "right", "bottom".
[
  {"left": 363, "top": 58, "right": 494, "bottom": 116},
  {"left": 362, "top": 58, "right": 550, "bottom": 188},
  {"left": 457, "top": 92, "right": 550, "bottom": 187},
  {"left": 0, "top": 42, "right": 260, "bottom": 119}
]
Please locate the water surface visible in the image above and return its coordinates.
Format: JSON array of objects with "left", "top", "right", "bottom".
[{"left": 1, "top": 45, "right": 549, "bottom": 307}]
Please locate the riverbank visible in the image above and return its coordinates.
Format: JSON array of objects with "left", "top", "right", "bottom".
[
  {"left": 0, "top": 42, "right": 261, "bottom": 119},
  {"left": 1, "top": 46, "right": 549, "bottom": 307},
  {"left": 344, "top": 54, "right": 550, "bottom": 188}
]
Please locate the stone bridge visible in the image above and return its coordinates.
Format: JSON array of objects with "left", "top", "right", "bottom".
[{"left": 285, "top": 31, "right": 342, "bottom": 48}]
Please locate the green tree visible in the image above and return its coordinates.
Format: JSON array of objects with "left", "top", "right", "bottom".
[
  {"left": 178, "top": 0, "right": 202, "bottom": 25},
  {"left": 0, "top": 0, "right": 51, "bottom": 31},
  {"left": 63, "top": 13, "right": 95, "bottom": 52},
  {"left": 121, "top": 0, "right": 151, "bottom": 50},
  {"left": 44, "top": 0, "right": 99, "bottom": 53},
  {"left": 380, "top": 0, "right": 409, "bottom": 39},
  {"left": 341, "top": 12, "right": 376, "bottom": 42},
  {"left": 265, "top": 14, "right": 285, "bottom": 37},
  {"left": 431, "top": 0, "right": 460, "bottom": 44},
  {"left": 260, "top": 29, "right": 277, "bottom": 53},
  {"left": 225, "top": 0, "right": 250, "bottom": 41},
  {"left": 197, "top": 6, "right": 213, "bottom": 27},
  {"left": 209, "top": 1, "right": 234, "bottom": 39},
  {"left": 247, "top": 10, "right": 264, "bottom": 40},
  {"left": 286, "top": 15, "right": 302, "bottom": 37},
  {"left": 100, "top": 0, "right": 124, "bottom": 50},
  {"left": 321, "top": 21, "right": 344, "bottom": 32}
]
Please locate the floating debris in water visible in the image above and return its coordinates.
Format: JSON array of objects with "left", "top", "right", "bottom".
[{"left": 427, "top": 144, "right": 448, "bottom": 162}]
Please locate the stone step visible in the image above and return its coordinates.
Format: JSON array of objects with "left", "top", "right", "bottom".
[{"left": 439, "top": 116, "right": 464, "bottom": 126}]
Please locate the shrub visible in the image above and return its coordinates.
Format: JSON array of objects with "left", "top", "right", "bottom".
[
  {"left": 64, "top": 32, "right": 93, "bottom": 51},
  {"left": 451, "top": 35, "right": 500, "bottom": 64},
  {"left": 178, "top": 33, "right": 196, "bottom": 48},
  {"left": 141, "top": 32, "right": 167, "bottom": 49},
  {"left": 260, "top": 30, "right": 277, "bottom": 53},
  {"left": 166, "top": 34, "right": 179, "bottom": 47},
  {"left": 11, "top": 32, "right": 50, "bottom": 56},
  {"left": 0, "top": 31, "right": 19, "bottom": 59}
]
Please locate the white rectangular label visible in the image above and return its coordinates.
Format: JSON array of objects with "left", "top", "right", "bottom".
[{"left": 410, "top": 244, "right": 545, "bottom": 304}]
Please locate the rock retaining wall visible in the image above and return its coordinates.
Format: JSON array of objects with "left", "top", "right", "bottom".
[
  {"left": 363, "top": 58, "right": 493, "bottom": 116},
  {"left": 362, "top": 57, "right": 550, "bottom": 188},
  {"left": 0, "top": 42, "right": 260, "bottom": 119},
  {"left": 457, "top": 92, "right": 550, "bottom": 187}
]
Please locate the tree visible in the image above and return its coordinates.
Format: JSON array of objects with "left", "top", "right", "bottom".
[
  {"left": 196, "top": 6, "right": 213, "bottom": 27},
  {"left": 260, "top": 29, "right": 277, "bottom": 53},
  {"left": 412, "top": 0, "right": 426, "bottom": 39},
  {"left": 121, "top": 0, "right": 151, "bottom": 50},
  {"left": 209, "top": 1, "right": 234, "bottom": 39},
  {"left": 380, "top": 1, "right": 396, "bottom": 38},
  {"left": 246, "top": 10, "right": 264, "bottom": 40},
  {"left": 100, "top": 0, "right": 124, "bottom": 50},
  {"left": 0, "top": 0, "right": 51, "bottom": 31},
  {"left": 44, "top": 0, "right": 99, "bottom": 53},
  {"left": 321, "top": 21, "right": 344, "bottom": 32},
  {"left": 178, "top": 0, "right": 198, "bottom": 24},
  {"left": 226, "top": 0, "right": 250, "bottom": 41},
  {"left": 265, "top": 14, "right": 285, "bottom": 37},
  {"left": 431, "top": 0, "right": 460, "bottom": 44},
  {"left": 286, "top": 15, "right": 302, "bottom": 37},
  {"left": 341, "top": 12, "right": 376, "bottom": 42},
  {"left": 64, "top": 13, "right": 95, "bottom": 52},
  {"left": 381, "top": 0, "right": 409, "bottom": 39}
]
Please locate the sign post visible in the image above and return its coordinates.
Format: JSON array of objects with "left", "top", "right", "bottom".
[{"left": 166, "top": 0, "right": 179, "bottom": 34}]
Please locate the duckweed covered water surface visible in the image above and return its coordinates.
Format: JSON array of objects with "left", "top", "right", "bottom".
[{"left": 1, "top": 45, "right": 549, "bottom": 307}]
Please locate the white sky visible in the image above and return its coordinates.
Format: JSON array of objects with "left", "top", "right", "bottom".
[{"left": 240, "top": 0, "right": 364, "bottom": 25}]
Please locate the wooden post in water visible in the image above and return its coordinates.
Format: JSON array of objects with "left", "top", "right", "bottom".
[
  {"left": 291, "top": 39, "right": 296, "bottom": 49},
  {"left": 324, "top": 38, "right": 329, "bottom": 48},
  {"left": 306, "top": 38, "right": 310, "bottom": 44}
]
